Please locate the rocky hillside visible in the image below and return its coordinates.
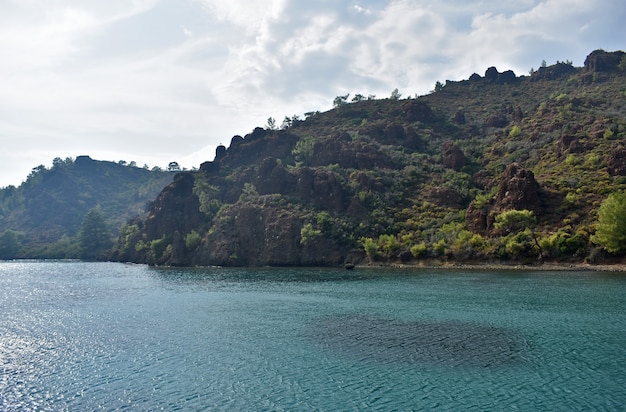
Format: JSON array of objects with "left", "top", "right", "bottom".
[{"left": 109, "top": 49, "right": 626, "bottom": 267}]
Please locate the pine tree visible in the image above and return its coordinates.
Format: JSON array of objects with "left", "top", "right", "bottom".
[
  {"left": 78, "top": 207, "right": 112, "bottom": 260},
  {"left": 592, "top": 191, "right": 626, "bottom": 254}
]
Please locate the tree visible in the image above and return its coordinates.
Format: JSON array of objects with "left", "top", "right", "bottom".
[
  {"left": 281, "top": 116, "right": 292, "bottom": 129},
  {"left": 591, "top": 191, "right": 626, "bottom": 254},
  {"left": 352, "top": 94, "right": 365, "bottom": 103},
  {"left": 266, "top": 117, "right": 277, "bottom": 130},
  {"left": 432, "top": 81, "right": 444, "bottom": 93},
  {"left": 494, "top": 209, "right": 542, "bottom": 259},
  {"left": 192, "top": 177, "right": 222, "bottom": 217},
  {"left": 0, "top": 229, "right": 21, "bottom": 259},
  {"left": 78, "top": 207, "right": 112, "bottom": 260},
  {"left": 390, "top": 88, "right": 402, "bottom": 100},
  {"left": 185, "top": 230, "right": 202, "bottom": 250},
  {"left": 494, "top": 209, "right": 536, "bottom": 234},
  {"left": 333, "top": 94, "right": 349, "bottom": 108}
]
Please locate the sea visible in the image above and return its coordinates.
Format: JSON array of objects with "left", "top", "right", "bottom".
[{"left": 1, "top": 261, "right": 625, "bottom": 411}]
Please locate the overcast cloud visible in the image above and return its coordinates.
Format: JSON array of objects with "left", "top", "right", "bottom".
[{"left": 0, "top": 0, "right": 624, "bottom": 187}]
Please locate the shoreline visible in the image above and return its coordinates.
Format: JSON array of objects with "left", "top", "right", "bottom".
[{"left": 358, "top": 259, "right": 626, "bottom": 273}]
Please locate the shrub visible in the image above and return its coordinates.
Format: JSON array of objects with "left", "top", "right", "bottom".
[
  {"left": 494, "top": 210, "right": 536, "bottom": 234},
  {"left": 504, "top": 229, "right": 537, "bottom": 257},
  {"left": 300, "top": 223, "right": 322, "bottom": 245},
  {"left": 410, "top": 242, "right": 428, "bottom": 258},
  {"left": 540, "top": 230, "right": 586, "bottom": 258},
  {"left": 378, "top": 234, "right": 400, "bottom": 257},
  {"left": 361, "top": 237, "right": 378, "bottom": 260},
  {"left": 292, "top": 136, "right": 317, "bottom": 162},
  {"left": 150, "top": 235, "right": 171, "bottom": 260},
  {"left": 603, "top": 128, "right": 615, "bottom": 139},
  {"left": 185, "top": 230, "right": 202, "bottom": 250},
  {"left": 433, "top": 239, "right": 446, "bottom": 256},
  {"left": 564, "top": 154, "right": 580, "bottom": 166},
  {"left": 509, "top": 125, "right": 522, "bottom": 138}
]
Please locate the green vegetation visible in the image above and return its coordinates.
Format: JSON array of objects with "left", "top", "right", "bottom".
[
  {"left": 0, "top": 156, "right": 174, "bottom": 259},
  {"left": 591, "top": 191, "right": 626, "bottom": 254},
  {"left": 78, "top": 207, "right": 112, "bottom": 260},
  {"left": 185, "top": 230, "right": 202, "bottom": 250}
]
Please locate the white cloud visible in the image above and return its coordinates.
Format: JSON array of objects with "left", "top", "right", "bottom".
[{"left": 0, "top": 0, "right": 624, "bottom": 187}]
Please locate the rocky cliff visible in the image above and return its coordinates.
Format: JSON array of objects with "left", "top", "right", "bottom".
[{"left": 109, "top": 50, "right": 626, "bottom": 266}]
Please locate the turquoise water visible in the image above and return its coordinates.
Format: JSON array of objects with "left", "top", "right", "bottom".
[{"left": 1, "top": 261, "right": 625, "bottom": 411}]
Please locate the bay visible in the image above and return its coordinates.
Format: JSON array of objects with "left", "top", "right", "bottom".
[{"left": 1, "top": 261, "right": 625, "bottom": 411}]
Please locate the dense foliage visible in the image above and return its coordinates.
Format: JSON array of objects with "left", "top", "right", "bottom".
[{"left": 0, "top": 156, "right": 175, "bottom": 259}]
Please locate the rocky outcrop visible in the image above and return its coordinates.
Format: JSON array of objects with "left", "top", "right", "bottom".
[
  {"left": 192, "top": 200, "right": 345, "bottom": 266},
  {"left": 466, "top": 163, "right": 542, "bottom": 234},
  {"left": 296, "top": 168, "right": 346, "bottom": 213},
  {"left": 607, "top": 145, "right": 626, "bottom": 176},
  {"left": 360, "top": 123, "right": 426, "bottom": 151},
  {"left": 484, "top": 67, "right": 518, "bottom": 83},
  {"left": 143, "top": 172, "right": 204, "bottom": 242},
  {"left": 485, "top": 66, "right": 499, "bottom": 81},
  {"left": 493, "top": 163, "right": 541, "bottom": 212},
  {"left": 255, "top": 157, "right": 297, "bottom": 195},
  {"left": 556, "top": 134, "right": 585, "bottom": 156},
  {"left": 465, "top": 200, "right": 492, "bottom": 235},
  {"left": 531, "top": 62, "right": 577, "bottom": 81},
  {"left": 426, "top": 186, "right": 466, "bottom": 209},
  {"left": 220, "top": 129, "right": 299, "bottom": 170},
  {"left": 442, "top": 142, "right": 467, "bottom": 171},
  {"left": 584, "top": 50, "right": 626, "bottom": 72}
]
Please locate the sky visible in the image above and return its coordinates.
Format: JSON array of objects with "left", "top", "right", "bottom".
[{"left": 0, "top": 0, "right": 624, "bottom": 188}]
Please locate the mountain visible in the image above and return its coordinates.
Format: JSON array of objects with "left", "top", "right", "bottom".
[
  {"left": 5, "top": 49, "right": 626, "bottom": 266},
  {"left": 106, "top": 50, "right": 626, "bottom": 267},
  {"left": 0, "top": 156, "right": 175, "bottom": 258},
  {"left": 106, "top": 49, "right": 626, "bottom": 267}
]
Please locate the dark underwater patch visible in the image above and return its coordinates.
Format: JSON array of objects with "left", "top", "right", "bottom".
[{"left": 307, "top": 315, "right": 529, "bottom": 368}]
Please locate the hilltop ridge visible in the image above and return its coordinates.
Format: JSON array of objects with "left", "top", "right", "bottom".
[
  {"left": 2, "top": 49, "right": 625, "bottom": 266},
  {"left": 104, "top": 49, "right": 626, "bottom": 267}
]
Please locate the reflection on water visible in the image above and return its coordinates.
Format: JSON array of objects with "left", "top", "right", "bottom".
[
  {"left": 308, "top": 315, "right": 527, "bottom": 368},
  {"left": 148, "top": 265, "right": 379, "bottom": 285}
]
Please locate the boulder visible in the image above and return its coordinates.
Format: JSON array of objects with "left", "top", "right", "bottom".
[
  {"left": 607, "top": 145, "right": 626, "bottom": 176},
  {"left": 466, "top": 163, "right": 542, "bottom": 234},
  {"left": 426, "top": 186, "right": 466, "bottom": 209},
  {"left": 442, "top": 142, "right": 467, "bottom": 171},
  {"left": 497, "top": 70, "right": 516, "bottom": 84},
  {"left": 493, "top": 163, "right": 542, "bottom": 212},
  {"left": 584, "top": 50, "right": 626, "bottom": 72},
  {"left": 485, "top": 66, "right": 499, "bottom": 81}
]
